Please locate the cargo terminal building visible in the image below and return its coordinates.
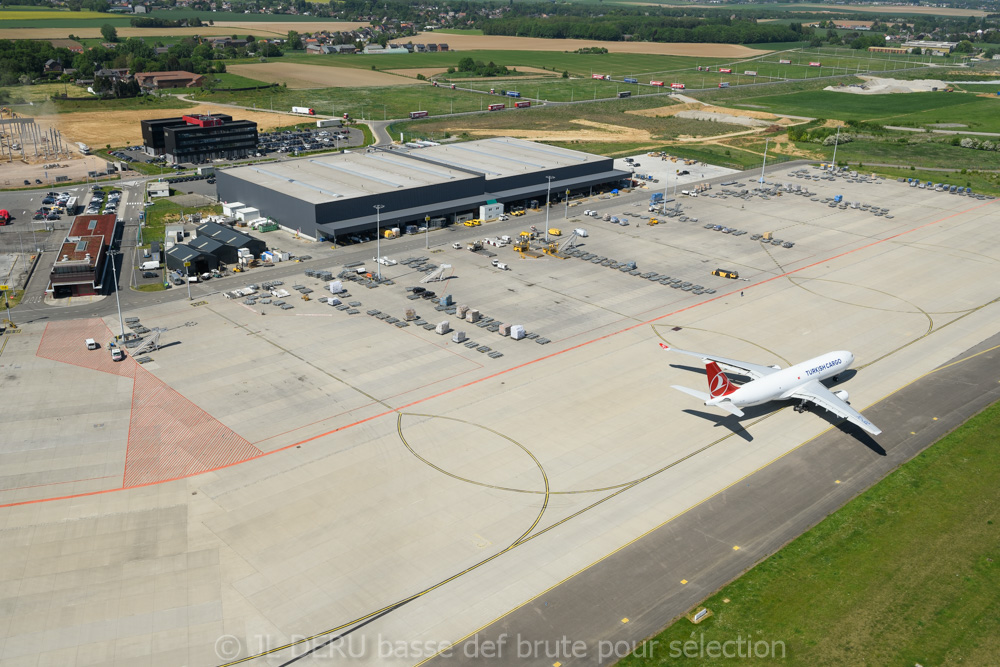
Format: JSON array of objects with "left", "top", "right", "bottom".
[{"left": 215, "top": 137, "right": 630, "bottom": 241}]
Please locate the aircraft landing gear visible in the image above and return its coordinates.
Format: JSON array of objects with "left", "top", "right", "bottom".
[
  {"left": 832, "top": 374, "right": 840, "bottom": 383},
  {"left": 793, "top": 400, "right": 808, "bottom": 413}
]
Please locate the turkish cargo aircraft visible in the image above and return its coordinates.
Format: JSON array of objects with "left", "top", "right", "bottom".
[{"left": 660, "top": 343, "right": 881, "bottom": 435}]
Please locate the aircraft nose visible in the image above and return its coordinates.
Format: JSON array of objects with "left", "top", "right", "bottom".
[{"left": 844, "top": 352, "right": 855, "bottom": 366}]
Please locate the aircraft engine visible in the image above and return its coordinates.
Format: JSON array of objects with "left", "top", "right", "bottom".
[{"left": 834, "top": 390, "right": 849, "bottom": 403}]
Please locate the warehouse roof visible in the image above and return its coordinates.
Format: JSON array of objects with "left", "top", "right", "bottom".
[
  {"left": 188, "top": 236, "right": 226, "bottom": 255},
  {"left": 195, "top": 222, "right": 257, "bottom": 247},
  {"left": 414, "top": 137, "right": 607, "bottom": 180},
  {"left": 218, "top": 149, "right": 479, "bottom": 205},
  {"left": 217, "top": 138, "right": 611, "bottom": 205},
  {"left": 166, "top": 244, "right": 209, "bottom": 263}
]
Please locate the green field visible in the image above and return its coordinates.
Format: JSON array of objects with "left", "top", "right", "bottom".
[
  {"left": 48, "top": 94, "right": 195, "bottom": 114},
  {"left": 729, "top": 89, "right": 1000, "bottom": 131},
  {"left": 389, "top": 96, "right": 750, "bottom": 157},
  {"left": 140, "top": 199, "right": 222, "bottom": 257},
  {"left": 282, "top": 51, "right": 730, "bottom": 80},
  {"left": 619, "top": 398, "right": 1000, "bottom": 666},
  {"left": 207, "top": 72, "right": 272, "bottom": 89}
]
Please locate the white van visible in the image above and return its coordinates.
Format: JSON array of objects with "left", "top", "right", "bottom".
[
  {"left": 85, "top": 338, "right": 98, "bottom": 350},
  {"left": 140, "top": 260, "right": 159, "bottom": 271},
  {"left": 574, "top": 228, "right": 588, "bottom": 237}
]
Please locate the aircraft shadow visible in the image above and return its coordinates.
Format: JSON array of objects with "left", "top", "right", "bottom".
[
  {"left": 681, "top": 407, "right": 774, "bottom": 442},
  {"left": 809, "top": 408, "right": 887, "bottom": 455}
]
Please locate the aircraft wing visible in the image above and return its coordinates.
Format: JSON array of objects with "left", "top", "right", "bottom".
[
  {"left": 789, "top": 380, "right": 882, "bottom": 436},
  {"left": 659, "top": 343, "right": 780, "bottom": 381}
]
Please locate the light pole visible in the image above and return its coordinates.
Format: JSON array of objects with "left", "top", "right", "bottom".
[
  {"left": 564, "top": 188, "right": 570, "bottom": 218},
  {"left": 544, "top": 176, "right": 554, "bottom": 243},
  {"left": 759, "top": 138, "right": 770, "bottom": 186},
  {"left": 425, "top": 214, "right": 430, "bottom": 249},
  {"left": 830, "top": 126, "right": 841, "bottom": 170},
  {"left": 184, "top": 261, "right": 192, "bottom": 300},
  {"left": 109, "top": 250, "right": 125, "bottom": 342},
  {"left": 374, "top": 204, "right": 384, "bottom": 280}
]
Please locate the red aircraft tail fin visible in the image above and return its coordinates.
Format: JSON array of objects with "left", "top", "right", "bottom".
[{"left": 706, "top": 361, "right": 738, "bottom": 398}]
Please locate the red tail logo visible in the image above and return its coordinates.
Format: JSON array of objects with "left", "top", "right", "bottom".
[{"left": 706, "top": 361, "right": 737, "bottom": 397}]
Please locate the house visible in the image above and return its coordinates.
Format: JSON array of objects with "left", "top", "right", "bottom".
[
  {"left": 306, "top": 44, "right": 338, "bottom": 55},
  {"left": 332, "top": 44, "right": 356, "bottom": 54},
  {"left": 94, "top": 67, "right": 131, "bottom": 82},
  {"left": 414, "top": 44, "right": 427, "bottom": 52},
  {"left": 154, "top": 47, "right": 169, "bottom": 55},
  {"left": 427, "top": 43, "right": 438, "bottom": 52},
  {"left": 133, "top": 4, "right": 147, "bottom": 12},
  {"left": 135, "top": 71, "right": 205, "bottom": 89},
  {"left": 438, "top": 43, "right": 449, "bottom": 52},
  {"left": 44, "top": 59, "right": 62, "bottom": 73}
]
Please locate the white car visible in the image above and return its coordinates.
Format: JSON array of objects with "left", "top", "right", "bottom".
[{"left": 375, "top": 256, "right": 397, "bottom": 266}]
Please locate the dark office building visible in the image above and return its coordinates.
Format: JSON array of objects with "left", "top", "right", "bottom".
[{"left": 141, "top": 114, "right": 258, "bottom": 164}]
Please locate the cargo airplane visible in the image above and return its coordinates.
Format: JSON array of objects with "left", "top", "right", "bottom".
[{"left": 660, "top": 343, "right": 881, "bottom": 435}]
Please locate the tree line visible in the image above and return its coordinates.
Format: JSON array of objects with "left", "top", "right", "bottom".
[{"left": 480, "top": 16, "right": 807, "bottom": 45}]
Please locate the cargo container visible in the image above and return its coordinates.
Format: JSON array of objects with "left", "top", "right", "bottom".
[
  {"left": 316, "top": 119, "right": 341, "bottom": 128},
  {"left": 650, "top": 80, "right": 664, "bottom": 87},
  {"left": 670, "top": 83, "right": 685, "bottom": 89},
  {"left": 291, "top": 106, "right": 315, "bottom": 115},
  {"left": 514, "top": 100, "right": 531, "bottom": 108},
  {"left": 409, "top": 110, "right": 429, "bottom": 119},
  {"left": 718, "top": 82, "right": 730, "bottom": 88},
  {"left": 506, "top": 91, "right": 521, "bottom": 98},
  {"left": 624, "top": 77, "right": 638, "bottom": 84},
  {"left": 809, "top": 62, "right": 822, "bottom": 67},
  {"left": 591, "top": 74, "right": 606, "bottom": 80},
  {"left": 617, "top": 91, "right": 631, "bottom": 98},
  {"left": 487, "top": 103, "right": 505, "bottom": 111},
  {"left": 719, "top": 68, "right": 732, "bottom": 73},
  {"left": 779, "top": 59, "right": 792, "bottom": 64},
  {"left": 744, "top": 70, "right": 757, "bottom": 76}
]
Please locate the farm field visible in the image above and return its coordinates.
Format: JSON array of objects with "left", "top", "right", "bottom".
[
  {"left": 674, "top": 2, "right": 988, "bottom": 16},
  {"left": 406, "top": 32, "right": 769, "bottom": 58},
  {"left": 283, "top": 51, "right": 730, "bottom": 79},
  {"left": 0, "top": 19, "right": 367, "bottom": 38},
  {"left": 733, "top": 89, "right": 1000, "bottom": 131},
  {"left": 194, "top": 83, "right": 514, "bottom": 120},
  {"left": 226, "top": 62, "right": 418, "bottom": 89},
  {"left": 618, "top": 399, "right": 1000, "bottom": 667}
]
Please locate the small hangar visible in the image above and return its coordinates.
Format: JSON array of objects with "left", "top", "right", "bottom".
[{"left": 215, "top": 137, "right": 630, "bottom": 241}]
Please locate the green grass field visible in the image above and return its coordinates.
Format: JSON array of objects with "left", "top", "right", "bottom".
[
  {"left": 728, "top": 89, "right": 1000, "bottom": 131},
  {"left": 207, "top": 72, "right": 271, "bottom": 89},
  {"left": 282, "top": 51, "right": 730, "bottom": 80},
  {"left": 619, "top": 398, "right": 1000, "bottom": 666},
  {"left": 140, "top": 199, "right": 222, "bottom": 256},
  {"left": 49, "top": 94, "right": 195, "bottom": 114}
]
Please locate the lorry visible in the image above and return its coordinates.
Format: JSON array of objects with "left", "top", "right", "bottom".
[
  {"left": 491, "top": 259, "right": 509, "bottom": 270},
  {"left": 650, "top": 192, "right": 664, "bottom": 205},
  {"left": 712, "top": 268, "right": 739, "bottom": 279},
  {"left": 574, "top": 228, "right": 588, "bottom": 237},
  {"left": 140, "top": 260, "right": 159, "bottom": 271}
]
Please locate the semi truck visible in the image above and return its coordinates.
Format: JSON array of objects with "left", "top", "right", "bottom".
[
  {"left": 410, "top": 110, "right": 429, "bottom": 119},
  {"left": 292, "top": 106, "right": 316, "bottom": 115},
  {"left": 624, "top": 77, "right": 638, "bottom": 84}
]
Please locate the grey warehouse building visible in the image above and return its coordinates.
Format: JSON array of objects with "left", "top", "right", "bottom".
[{"left": 215, "top": 137, "right": 630, "bottom": 241}]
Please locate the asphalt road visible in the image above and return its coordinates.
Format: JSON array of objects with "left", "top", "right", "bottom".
[{"left": 437, "top": 331, "right": 1000, "bottom": 665}]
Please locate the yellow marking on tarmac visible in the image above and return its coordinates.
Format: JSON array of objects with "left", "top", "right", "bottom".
[
  {"left": 554, "top": 662, "right": 562, "bottom": 667},
  {"left": 835, "top": 480, "right": 841, "bottom": 484},
  {"left": 933, "top": 417, "right": 938, "bottom": 421},
  {"left": 911, "top": 432, "right": 916, "bottom": 435},
  {"left": 733, "top": 546, "right": 740, "bottom": 551},
  {"left": 680, "top": 579, "right": 688, "bottom": 584},
  {"left": 621, "top": 618, "right": 629, "bottom": 624}
]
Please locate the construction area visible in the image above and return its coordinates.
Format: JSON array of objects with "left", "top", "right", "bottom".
[{"left": 0, "top": 161, "right": 999, "bottom": 666}]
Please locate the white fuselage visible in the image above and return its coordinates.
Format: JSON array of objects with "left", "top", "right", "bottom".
[{"left": 714, "top": 351, "right": 854, "bottom": 408}]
